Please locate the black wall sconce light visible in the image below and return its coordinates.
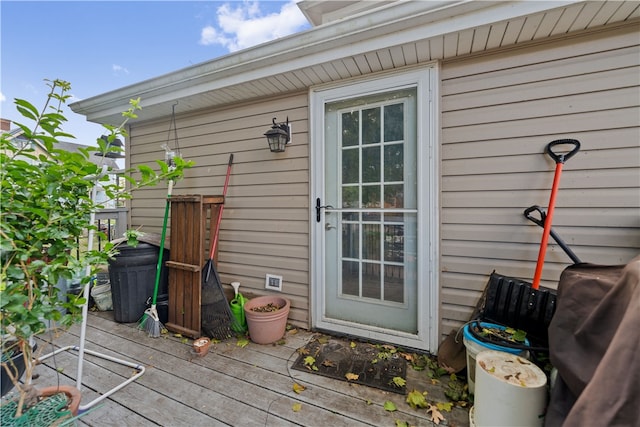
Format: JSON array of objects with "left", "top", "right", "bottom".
[
  {"left": 95, "top": 135, "right": 125, "bottom": 159},
  {"left": 264, "top": 117, "right": 291, "bottom": 153}
]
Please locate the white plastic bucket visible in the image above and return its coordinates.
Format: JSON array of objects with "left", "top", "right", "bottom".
[
  {"left": 474, "top": 350, "right": 547, "bottom": 426},
  {"left": 463, "top": 322, "right": 529, "bottom": 394},
  {"left": 469, "top": 406, "right": 476, "bottom": 427},
  {"left": 91, "top": 283, "right": 113, "bottom": 311}
]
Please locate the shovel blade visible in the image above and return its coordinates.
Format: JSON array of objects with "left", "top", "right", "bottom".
[{"left": 481, "top": 271, "right": 556, "bottom": 346}]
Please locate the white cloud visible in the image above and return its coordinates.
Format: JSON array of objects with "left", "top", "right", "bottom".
[
  {"left": 199, "top": 26, "right": 227, "bottom": 48},
  {"left": 0, "top": 91, "right": 5, "bottom": 102},
  {"left": 200, "top": 1, "right": 308, "bottom": 52},
  {"left": 112, "top": 64, "right": 130, "bottom": 76}
]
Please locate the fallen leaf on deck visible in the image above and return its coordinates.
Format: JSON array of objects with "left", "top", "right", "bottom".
[
  {"left": 293, "top": 383, "right": 306, "bottom": 394},
  {"left": 384, "top": 401, "right": 397, "bottom": 412},
  {"left": 236, "top": 337, "right": 249, "bottom": 348},
  {"left": 427, "top": 404, "right": 445, "bottom": 424},
  {"left": 297, "top": 347, "right": 310, "bottom": 355},
  {"left": 322, "top": 359, "right": 336, "bottom": 367},
  {"left": 317, "top": 335, "right": 329, "bottom": 344},
  {"left": 440, "top": 363, "right": 456, "bottom": 374},
  {"left": 391, "top": 376, "right": 406, "bottom": 387},
  {"left": 345, "top": 372, "right": 359, "bottom": 381},
  {"left": 400, "top": 352, "right": 415, "bottom": 362},
  {"left": 292, "top": 403, "right": 302, "bottom": 412},
  {"left": 436, "top": 401, "right": 453, "bottom": 412},
  {"left": 406, "top": 390, "right": 428, "bottom": 409}
]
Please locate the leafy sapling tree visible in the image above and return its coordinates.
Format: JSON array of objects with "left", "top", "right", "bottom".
[{"left": 0, "top": 79, "right": 192, "bottom": 415}]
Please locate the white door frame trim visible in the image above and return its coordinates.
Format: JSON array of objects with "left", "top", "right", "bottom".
[{"left": 310, "top": 64, "right": 440, "bottom": 351}]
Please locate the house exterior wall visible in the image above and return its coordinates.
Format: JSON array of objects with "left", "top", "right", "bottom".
[
  {"left": 438, "top": 22, "right": 640, "bottom": 334},
  {"left": 127, "top": 93, "right": 311, "bottom": 327},
  {"left": 124, "top": 21, "right": 639, "bottom": 336}
]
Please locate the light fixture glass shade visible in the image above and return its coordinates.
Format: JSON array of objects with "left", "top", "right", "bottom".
[
  {"left": 266, "top": 130, "right": 288, "bottom": 152},
  {"left": 264, "top": 118, "right": 290, "bottom": 153}
]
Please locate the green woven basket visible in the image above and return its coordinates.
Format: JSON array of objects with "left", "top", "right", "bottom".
[{"left": 1, "top": 392, "right": 75, "bottom": 427}]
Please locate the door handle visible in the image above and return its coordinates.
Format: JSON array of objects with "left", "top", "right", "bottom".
[{"left": 316, "top": 198, "right": 334, "bottom": 223}]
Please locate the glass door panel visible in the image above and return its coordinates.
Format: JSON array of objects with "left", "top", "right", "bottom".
[{"left": 323, "top": 88, "right": 418, "bottom": 333}]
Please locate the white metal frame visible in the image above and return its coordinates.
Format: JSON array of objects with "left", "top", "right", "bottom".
[{"left": 36, "top": 173, "right": 145, "bottom": 413}]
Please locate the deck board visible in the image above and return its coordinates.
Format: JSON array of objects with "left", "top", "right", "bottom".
[{"left": 25, "top": 312, "right": 470, "bottom": 426}]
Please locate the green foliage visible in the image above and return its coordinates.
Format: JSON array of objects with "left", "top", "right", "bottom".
[
  {"left": 408, "top": 353, "right": 448, "bottom": 378},
  {"left": 303, "top": 356, "right": 318, "bottom": 371},
  {"left": 507, "top": 328, "right": 527, "bottom": 343},
  {"left": 373, "top": 343, "right": 397, "bottom": 364},
  {"left": 0, "top": 79, "right": 192, "bottom": 407},
  {"left": 124, "top": 230, "right": 144, "bottom": 247},
  {"left": 481, "top": 325, "right": 527, "bottom": 343},
  {"left": 443, "top": 373, "right": 470, "bottom": 403}
]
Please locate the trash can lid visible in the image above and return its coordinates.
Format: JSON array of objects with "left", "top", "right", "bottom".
[{"left": 111, "top": 232, "right": 169, "bottom": 250}]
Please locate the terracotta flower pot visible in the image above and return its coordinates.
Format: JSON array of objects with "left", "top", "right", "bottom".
[
  {"left": 38, "top": 385, "right": 82, "bottom": 416},
  {"left": 243, "top": 296, "right": 290, "bottom": 345},
  {"left": 193, "top": 337, "right": 211, "bottom": 356}
]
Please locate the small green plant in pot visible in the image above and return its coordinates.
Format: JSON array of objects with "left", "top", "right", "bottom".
[{"left": 0, "top": 79, "right": 191, "bottom": 418}]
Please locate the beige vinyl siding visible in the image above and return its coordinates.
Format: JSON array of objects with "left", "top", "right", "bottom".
[
  {"left": 126, "top": 92, "right": 311, "bottom": 327},
  {"left": 439, "top": 22, "right": 640, "bottom": 333}
]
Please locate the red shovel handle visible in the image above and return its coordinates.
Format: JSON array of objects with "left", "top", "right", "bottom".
[
  {"left": 532, "top": 139, "right": 580, "bottom": 289},
  {"left": 209, "top": 154, "right": 234, "bottom": 260}
]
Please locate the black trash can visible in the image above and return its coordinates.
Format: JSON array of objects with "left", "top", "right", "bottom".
[{"left": 108, "top": 241, "right": 169, "bottom": 323}]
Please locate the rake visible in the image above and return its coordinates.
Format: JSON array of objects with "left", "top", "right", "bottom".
[{"left": 201, "top": 154, "right": 242, "bottom": 339}]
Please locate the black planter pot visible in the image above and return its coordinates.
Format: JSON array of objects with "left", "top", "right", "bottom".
[{"left": 1, "top": 343, "right": 36, "bottom": 397}]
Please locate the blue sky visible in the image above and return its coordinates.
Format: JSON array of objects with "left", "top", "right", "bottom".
[{"left": 1, "top": 1, "right": 310, "bottom": 146}]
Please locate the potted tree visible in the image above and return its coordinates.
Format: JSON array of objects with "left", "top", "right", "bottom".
[{"left": 0, "top": 79, "right": 190, "bottom": 421}]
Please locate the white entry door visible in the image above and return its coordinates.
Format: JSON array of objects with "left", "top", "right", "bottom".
[{"left": 311, "top": 67, "right": 439, "bottom": 351}]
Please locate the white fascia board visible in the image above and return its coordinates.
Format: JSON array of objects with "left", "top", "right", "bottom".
[{"left": 71, "top": 0, "right": 580, "bottom": 124}]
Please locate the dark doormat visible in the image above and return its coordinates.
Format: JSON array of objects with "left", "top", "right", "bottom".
[{"left": 292, "top": 335, "right": 407, "bottom": 394}]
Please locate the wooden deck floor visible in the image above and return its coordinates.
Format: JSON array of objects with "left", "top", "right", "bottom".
[{"left": 28, "top": 311, "right": 471, "bottom": 426}]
